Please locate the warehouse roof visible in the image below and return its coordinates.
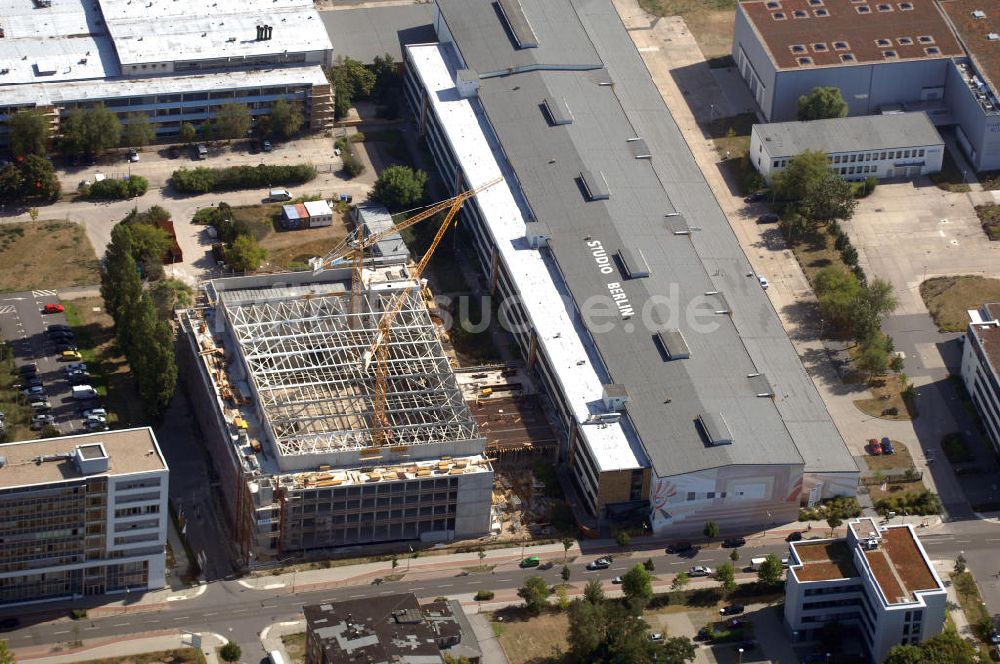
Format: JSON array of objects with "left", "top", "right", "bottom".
[
  {"left": 941, "top": 0, "right": 1000, "bottom": 95},
  {"left": 430, "top": 0, "right": 857, "bottom": 478},
  {"left": 753, "top": 112, "right": 944, "bottom": 158},
  {"left": 320, "top": 4, "right": 436, "bottom": 63},
  {"left": 739, "top": 0, "right": 963, "bottom": 71}
]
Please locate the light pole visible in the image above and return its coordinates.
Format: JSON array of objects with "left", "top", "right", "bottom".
[
  {"left": 738, "top": 647, "right": 744, "bottom": 663},
  {"left": 709, "top": 103, "right": 716, "bottom": 124}
]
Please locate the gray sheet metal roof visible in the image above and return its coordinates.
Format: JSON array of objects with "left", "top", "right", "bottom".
[
  {"left": 321, "top": 5, "right": 435, "bottom": 63},
  {"left": 436, "top": 0, "right": 856, "bottom": 478},
  {"left": 753, "top": 112, "right": 944, "bottom": 159}
]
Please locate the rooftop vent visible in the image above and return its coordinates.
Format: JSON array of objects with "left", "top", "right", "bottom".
[
  {"left": 602, "top": 384, "right": 630, "bottom": 412},
  {"left": 766, "top": 0, "right": 780, "bottom": 8},
  {"left": 813, "top": 42, "right": 828, "bottom": 52},
  {"left": 698, "top": 412, "right": 733, "bottom": 447},
  {"left": 793, "top": 9, "right": 807, "bottom": 18},
  {"left": 897, "top": 37, "right": 913, "bottom": 45},
  {"left": 833, "top": 41, "right": 849, "bottom": 50},
  {"left": 856, "top": 5, "right": 871, "bottom": 13},
  {"left": 814, "top": 8, "right": 829, "bottom": 16},
  {"left": 972, "top": 9, "right": 987, "bottom": 19},
  {"left": 989, "top": 33, "right": 1000, "bottom": 41},
  {"left": 918, "top": 35, "right": 934, "bottom": 44},
  {"left": 525, "top": 221, "right": 551, "bottom": 249},
  {"left": 627, "top": 137, "right": 651, "bottom": 159},
  {"left": 772, "top": 11, "right": 786, "bottom": 20},
  {"left": 705, "top": 291, "right": 730, "bottom": 314},
  {"left": 797, "top": 56, "right": 813, "bottom": 66},
  {"left": 748, "top": 373, "right": 775, "bottom": 397},
  {"left": 790, "top": 44, "right": 806, "bottom": 53},
  {"left": 876, "top": 38, "right": 891, "bottom": 47},
  {"left": 841, "top": 53, "right": 856, "bottom": 62},
  {"left": 542, "top": 97, "right": 573, "bottom": 125},
  {"left": 898, "top": 1, "right": 912, "bottom": 9},
  {"left": 656, "top": 328, "right": 690, "bottom": 360},
  {"left": 877, "top": 3, "right": 892, "bottom": 11},
  {"left": 498, "top": 0, "right": 538, "bottom": 49},
  {"left": 925, "top": 46, "right": 940, "bottom": 55},
  {"left": 809, "top": 0, "right": 823, "bottom": 6},
  {"left": 618, "top": 247, "right": 650, "bottom": 279},
  {"left": 579, "top": 169, "right": 610, "bottom": 201},
  {"left": 882, "top": 49, "right": 898, "bottom": 58},
  {"left": 455, "top": 69, "right": 479, "bottom": 98},
  {"left": 74, "top": 443, "right": 109, "bottom": 475},
  {"left": 667, "top": 215, "right": 691, "bottom": 235}
]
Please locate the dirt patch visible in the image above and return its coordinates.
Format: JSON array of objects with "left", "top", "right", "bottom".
[
  {"left": 862, "top": 440, "right": 914, "bottom": 473},
  {"left": 974, "top": 203, "right": 1000, "bottom": 241},
  {"left": 281, "top": 632, "right": 306, "bottom": 664},
  {"left": 920, "top": 275, "right": 1000, "bottom": 332},
  {"left": 640, "top": 0, "right": 736, "bottom": 59},
  {"left": 0, "top": 221, "right": 99, "bottom": 293},
  {"left": 260, "top": 223, "right": 350, "bottom": 270},
  {"left": 493, "top": 610, "right": 570, "bottom": 664},
  {"left": 867, "top": 479, "right": 925, "bottom": 504},
  {"left": 76, "top": 648, "right": 204, "bottom": 664},
  {"left": 852, "top": 374, "right": 916, "bottom": 421},
  {"left": 63, "top": 297, "right": 146, "bottom": 428}
]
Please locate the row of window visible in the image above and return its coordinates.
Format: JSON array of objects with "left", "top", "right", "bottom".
[
  {"left": 832, "top": 148, "right": 925, "bottom": 164},
  {"left": 288, "top": 491, "right": 457, "bottom": 514}
]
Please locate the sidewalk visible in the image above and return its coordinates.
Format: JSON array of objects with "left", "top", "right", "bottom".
[{"left": 16, "top": 630, "right": 226, "bottom": 663}]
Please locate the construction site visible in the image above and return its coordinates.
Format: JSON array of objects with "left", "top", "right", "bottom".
[{"left": 178, "top": 187, "right": 563, "bottom": 564}]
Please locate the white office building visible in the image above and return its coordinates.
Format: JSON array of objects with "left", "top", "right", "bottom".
[
  {"left": 0, "top": 429, "right": 169, "bottom": 605},
  {"left": 960, "top": 303, "right": 1000, "bottom": 452},
  {"left": 785, "top": 517, "right": 946, "bottom": 662},
  {"left": 750, "top": 113, "right": 945, "bottom": 182}
]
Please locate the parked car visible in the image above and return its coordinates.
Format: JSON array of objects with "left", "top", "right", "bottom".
[
  {"left": 688, "top": 565, "right": 712, "bottom": 577},
  {"left": 18, "top": 362, "right": 38, "bottom": 375},
  {"left": 69, "top": 374, "right": 91, "bottom": 386},
  {"left": 744, "top": 190, "right": 769, "bottom": 203},
  {"left": 262, "top": 140, "right": 273, "bottom": 152},
  {"left": 720, "top": 604, "right": 745, "bottom": 616},
  {"left": 60, "top": 350, "right": 83, "bottom": 362},
  {"left": 82, "top": 408, "right": 107, "bottom": 419},
  {"left": 756, "top": 213, "right": 779, "bottom": 224},
  {"left": 989, "top": 629, "right": 1000, "bottom": 645},
  {"left": 758, "top": 276, "right": 769, "bottom": 290},
  {"left": 954, "top": 465, "right": 985, "bottom": 476},
  {"left": 649, "top": 632, "right": 663, "bottom": 642},
  {"left": 48, "top": 324, "right": 71, "bottom": 332},
  {"left": 519, "top": 556, "right": 540, "bottom": 568},
  {"left": 42, "top": 303, "right": 64, "bottom": 314},
  {"left": 83, "top": 419, "right": 109, "bottom": 432},
  {"left": 22, "top": 386, "right": 47, "bottom": 398},
  {"left": 666, "top": 542, "right": 694, "bottom": 555},
  {"left": 722, "top": 537, "right": 747, "bottom": 548},
  {"left": 587, "top": 557, "right": 613, "bottom": 571},
  {"left": 55, "top": 343, "right": 79, "bottom": 353},
  {"left": 611, "top": 576, "right": 622, "bottom": 584},
  {"left": 47, "top": 330, "right": 75, "bottom": 341},
  {"left": 127, "top": 149, "right": 140, "bottom": 163},
  {"left": 695, "top": 627, "right": 714, "bottom": 641},
  {"left": 267, "top": 188, "right": 292, "bottom": 202},
  {"left": 64, "top": 362, "right": 88, "bottom": 373},
  {"left": 786, "top": 531, "right": 803, "bottom": 542},
  {"left": 30, "top": 400, "right": 52, "bottom": 411},
  {"left": 196, "top": 143, "right": 208, "bottom": 159},
  {"left": 881, "top": 437, "right": 895, "bottom": 455},
  {"left": 867, "top": 438, "right": 882, "bottom": 455},
  {"left": 989, "top": 645, "right": 1000, "bottom": 662}
]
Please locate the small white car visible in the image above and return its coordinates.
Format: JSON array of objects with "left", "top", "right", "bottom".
[
  {"left": 758, "top": 276, "right": 769, "bottom": 290},
  {"left": 688, "top": 565, "right": 713, "bottom": 577}
]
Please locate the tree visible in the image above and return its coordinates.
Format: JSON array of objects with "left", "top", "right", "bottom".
[
  {"left": 125, "top": 223, "right": 172, "bottom": 268},
  {"left": 0, "top": 640, "right": 14, "bottom": 664},
  {"left": 123, "top": 112, "right": 155, "bottom": 149},
  {"left": 882, "top": 644, "right": 926, "bottom": 664},
  {"left": 715, "top": 562, "right": 736, "bottom": 594},
  {"left": 560, "top": 564, "right": 571, "bottom": 583},
  {"left": 954, "top": 553, "right": 967, "bottom": 575},
  {"left": 517, "top": 575, "right": 550, "bottom": 615},
  {"left": 729, "top": 549, "right": 740, "bottom": 563},
  {"left": 703, "top": 521, "right": 719, "bottom": 540},
  {"left": 372, "top": 53, "right": 401, "bottom": 117},
  {"left": 621, "top": 564, "right": 653, "bottom": 611},
  {"left": 562, "top": 536, "right": 574, "bottom": 561},
  {"left": 219, "top": 641, "right": 241, "bottom": 662},
  {"left": 213, "top": 103, "right": 252, "bottom": 141},
  {"left": 850, "top": 278, "right": 898, "bottom": 344},
  {"left": 443, "top": 655, "right": 472, "bottom": 664},
  {"left": 826, "top": 515, "right": 843, "bottom": 536},
  {"left": 757, "top": 554, "right": 783, "bottom": 586},
  {"left": 370, "top": 165, "right": 428, "bottom": 211},
  {"left": 8, "top": 109, "right": 50, "bottom": 157},
  {"left": 178, "top": 122, "right": 197, "bottom": 144},
  {"left": 857, "top": 341, "right": 889, "bottom": 381},
  {"left": 567, "top": 598, "right": 605, "bottom": 662},
  {"left": 671, "top": 571, "right": 689, "bottom": 591},
  {"left": 391, "top": 556, "right": 399, "bottom": 571},
  {"left": 884, "top": 629, "right": 980, "bottom": 664},
  {"left": 797, "top": 86, "right": 849, "bottom": 121},
  {"left": 223, "top": 234, "right": 267, "bottom": 272},
  {"left": 661, "top": 637, "right": 696, "bottom": 664},
  {"left": 40, "top": 424, "right": 61, "bottom": 438},
  {"left": 890, "top": 353, "right": 905, "bottom": 374},
  {"left": 643, "top": 558, "right": 655, "bottom": 572},
  {"left": 0, "top": 165, "right": 24, "bottom": 203},
  {"left": 477, "top": 547, "right": 486, "bottom": 565},
  {"left": 771, "top": 150, "right": 831, "bottom": 203},
  {"left": 800, "top": 172, "right": 857, "bottom": 223},
  {"left": 556, "top": 584, "right": 570, "bottom": 611},
  {"left": 583, "top": 577, "right": 605, "bottom": 605},
  {"left": 329, "top": 56, "right": 376, "bottom": 120},
  {"left": 268, "top": 99, "right": 303, "bottom": 140},
  {"left": 16, "top": 155, "right": 61, "bottom": 202},
  {"left": 615, "top": 530, "right": 631, "bottom": 552},
  {"left": 61, "top": 104, "right": 121, "bottom": 156}
]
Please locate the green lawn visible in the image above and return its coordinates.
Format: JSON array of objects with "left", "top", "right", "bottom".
[{"left": 920, "top": 275, "right": 1000, "bottom": 331}]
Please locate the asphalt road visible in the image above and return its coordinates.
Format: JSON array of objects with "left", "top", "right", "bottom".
[
  {"left": 0, "top": 290, "right": 96, "bottom": 436},
  {"left": 6, "top": 527, "right": 999, "bottom": 661}
]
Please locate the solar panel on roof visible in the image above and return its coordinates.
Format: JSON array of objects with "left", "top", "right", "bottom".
[{"left": 497, "top": 0, "right": 538, "bottom": 48}]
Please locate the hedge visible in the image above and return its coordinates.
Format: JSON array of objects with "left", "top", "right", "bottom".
[
  {"left": 85, "top": 176, "right": 149, "bottom": 200},
  {"left": 171, "top": 164, "right": 317, "bottom": 194}
]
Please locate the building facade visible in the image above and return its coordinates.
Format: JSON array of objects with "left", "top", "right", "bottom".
[
  {"left": 0, "top": 430, "right": 169, "bottom": 605},
  {"left": 733, "top": 0, "right": 1000, "bottom": 171},
  {"left": 785, "top": 518, "right": 946, "bottom": 662},
  {"left": 960, "top": 303, "right": 1000, "bottom": 452},
  {"left": 750, "top": 113, "right": 944, "bottom": 182},
  {"left": 0, "top": 0, "right": 334, "bottom": 149},
  {"left": 403, "top": 0, "right": 858, "bottom": 537}
]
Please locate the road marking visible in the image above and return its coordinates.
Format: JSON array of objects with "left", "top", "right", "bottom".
[
  {"left": 0, "top": 306, "right": 15, "bottom": 315},
  {"left": 32, "top": 290, "right": 56, "bottom": 297},
  {"left": 348, "top": 594, "right": 363, "bottom": 599},
  {"left": 52, "top": 630, "right": 69, "bottom": 635},
  {"left": 231, "top": 609, "right": 248, "bottom": 614},
  {"left": 638, "top": 46, "right": 660, "bottom": 52},
  {"left": 113, "top": 622, "right": 130, "bottom": 627},
  {"left": 204, "top": 612, "right": 218, "bottom": 616},
  {"left": 411, "top": 587, "right": 424, "bottom": 591}
]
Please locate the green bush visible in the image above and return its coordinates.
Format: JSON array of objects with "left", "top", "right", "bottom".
[
  {"left": 474, "top": 590, "right": 495, "bottom": 601},
  {"left": 171, "top": 163, "right": 316, "bottom": 194},
  {"left": 86, "top": 176, "right": 148, "bottom": 200},
  {"left": 874, "top": 490, "right": 942, "bottom": 516},
  {"left": 70, "top": 608, "right": 87, "bottom": 619},
  {"left": 799, "top": 496, "right": 862, "bottom": 521}
]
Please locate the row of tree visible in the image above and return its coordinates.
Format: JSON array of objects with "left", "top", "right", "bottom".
[{"left": 100, "top": 211, "right": 178, "bottom": 418}]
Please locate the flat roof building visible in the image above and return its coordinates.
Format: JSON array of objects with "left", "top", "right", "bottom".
[
  {"left": 304, "top": 593, "right": 481, "bottom": 664},
  {"left": 785, "top": 517, "right": 946, "bottom": 662},
  {"left": 750, "top": 112, "right": 945, "bottom": 181},
  {"left": 404, "top": 0, "right": 857, "bottom": 537},
  {"left": 733, "top": 0, "right": 1000, "bottom": 171},
  {"left": 960, "top": 303, "right": 1000, "bottom": 453},
  {"left": 179, "top": 268, "right": 492, "bottom": 564},
  {"left": 0, "top": 0, "right": 335, "bottom": 148},
  {"left": 0, "top": 429, "right": 169, "bottom": 605}
]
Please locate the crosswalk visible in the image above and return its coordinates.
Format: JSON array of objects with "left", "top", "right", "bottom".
[
  {"left": 0, "top": 305, "right": 14, "bottom": 315},
  {"left": 32, "top": 290, "right": 56, "bottom": 298}
]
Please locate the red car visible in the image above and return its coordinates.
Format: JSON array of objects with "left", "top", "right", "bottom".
[
  {"left": 867, "top": 438, "right": 882, "bottom": 455},
  {"left": 42, "top": 303, "right": 64, "bottom": 314}
]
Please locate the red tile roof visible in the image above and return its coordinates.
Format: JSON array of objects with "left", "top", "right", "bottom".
[{"left": 740, "top": 0, "right": 964, "bottom": 70}]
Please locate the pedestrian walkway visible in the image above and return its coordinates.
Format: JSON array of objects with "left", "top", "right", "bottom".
[{"left": 17, "top": 630, "right": 225, "bottom": 663}]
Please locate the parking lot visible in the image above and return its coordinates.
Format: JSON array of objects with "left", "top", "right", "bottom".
[{"left": 0, "top": 290, "right": 105, "bottom": 437}]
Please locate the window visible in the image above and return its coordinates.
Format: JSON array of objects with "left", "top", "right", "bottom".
[
  {"left": 833, "top": 41, "right": 849, "bottom": 50},
  {"left": 897, "top": 36, "right": 913, "bottom": 45},
  {"left": 772, "top": 11, "right": 786, "bottom": 19},
  {"left": 773, "top": 160, "right": 781, "bottom": 168},
  {"left": 904, "top": 149, "right": 911, "bottom": 158},
  {"left": 877, "top": 3, "right": 892, "bottom": 11},
  {"left": 876, "top": 38, "right": 892, "bottom": 47},
  {"left": 918, "top": 35, "right": 934, "bottom": 44},
  {"left": 840, "top": 53, "right": 856, "bottom": 62},
  {"left": 833, "top": 155, "right": 841, "bottom": 164},
  {"left": 850, "top": 154, "right": 857, "bottom": 162},
  {"left": 797, "top": 56, "right": 813, "bottom": 65},
  {"left": 880, "top": 151, "right": 887, "bottom": 159},
  {"left": 793, "top": 9, "right": 808, "bottom": 17},
  {"left": 848, "top": 166, "right": 856, "bottom": 174},
  {"left": 883, "top": 49, "right": 898, "bottom": 58},
  {"left": 707, "top": 491, "right": 716, "bottom": 498},
  {"left": 856, "top": 5, "right": 871, "bottom": 13},
  {"left": 813, "top": 42, "right": 828, "bottom": 51},
  {"left": 814, "top": 8, "right": 829, "bottom": 16},
  {"left": 686, "top": 492, "right": 696, "bottom": 501},
  {"left": 895, "top": 150, "right": 902, "bottom": 158},
  {"left": 925, "top": 46, "right": 940, "bottom": 55},
  {"left": 918, "top": 149, "right": 925, "bottom": 157}
]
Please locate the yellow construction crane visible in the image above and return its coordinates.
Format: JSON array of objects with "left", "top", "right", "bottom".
[{"left": 357, "top": 176, "right": 503, "bottom": 447}]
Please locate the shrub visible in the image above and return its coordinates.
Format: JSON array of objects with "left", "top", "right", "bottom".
[
  {"left": 219, "top": 641, "right": 241, "bottom": 663},
  {"left": 70, "top": 608, "right": 87, "bottom": 619},
  {"left": 171, "top": 163, "right": 316, "bottom": 194},
  {"left": 474, "top": 590, "right": 495, "bottom": 601},
  {"left": 342, "top": 152, "right": 366, "bottom": 178},
  {"left": 799, "top": 496, "right": 862, "bottom": 521},
  {"left": 86, "top": 176, "right": 148, "bottom": 200},
  {"left": 874, "top": 490, "right": 942, "bottom": 516}
]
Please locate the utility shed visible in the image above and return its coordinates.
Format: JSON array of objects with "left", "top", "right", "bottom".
[{"left": 303, "top": 199, "right": 334, "bottom": 228}]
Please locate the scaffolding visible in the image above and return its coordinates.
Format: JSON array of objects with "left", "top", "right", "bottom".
[{"left": 222, "top": 283, "right": 478, "bottom": 457}]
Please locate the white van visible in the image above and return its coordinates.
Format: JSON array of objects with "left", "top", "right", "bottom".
[
  {"left": 268, "top": 188, "right": 293, "bottom": 202},
  {"left": 72, "top": 385, "right": 98, "bottom": 400},
  {"left": 268, "top": 651, "right": 288, "bottom": 664}
]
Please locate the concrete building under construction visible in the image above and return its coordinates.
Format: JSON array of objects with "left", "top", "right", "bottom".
[{"left": 179, "top": 267, "right": 492, "bottom": 565}]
